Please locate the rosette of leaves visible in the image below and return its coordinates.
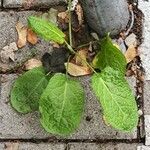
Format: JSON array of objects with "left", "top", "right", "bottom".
[{"left": 10, "top": 16, "right": 138, "bottom": 136}]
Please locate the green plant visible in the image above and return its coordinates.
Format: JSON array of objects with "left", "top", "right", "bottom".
[{"left": 10, "top": 14, "right": 138, "bottom": 135}]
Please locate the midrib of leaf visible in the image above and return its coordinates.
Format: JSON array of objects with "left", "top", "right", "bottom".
[
  {"left": 99, "top": 77, "right": 126, "bottom": 117},
  {"left": 27, "top": 76, "right": 46, "bottom": 100},
  {"left": 104, "top": 46, "right": 109, "bottom": 67},
  {"left": 49, "top": 25, "right": 64, "bottom": 39},
  {"left": 57, "top": 81, "right": 68, "bottom": 125}
]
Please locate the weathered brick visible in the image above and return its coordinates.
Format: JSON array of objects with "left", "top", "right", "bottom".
[
  {"left": 69, "top": 143, "right": 138, "bottom": 150},
  {"left": 0, "top": 74, "right": 137, "bottom": 139},
  {"left": 138, "top": 0, "right": 150, "bottom": 80},
  {"left": 0, "top": 142, "right": 65, "bottom": 150},
  {"left": 143, "top": 81, "right": 150, "bottom": 115},
  {"left": 0, "top": 11, "right": 53, "bottom": 72},
  {"left": 3, "top": 0, "right": 67, "bottom": 9},
  {"left": 144, "top": 115, "right": 150, "bottom": 146},
  {"left": 137, "top": 145, "right": 150, "bottom": 150}
]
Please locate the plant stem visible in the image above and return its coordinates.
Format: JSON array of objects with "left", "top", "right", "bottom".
[
  {"left": 64, "top": 40, "right": 97, "bottom": 74},
  {"left": 68, "top": 0, "right": 73, "bottom": 47}
]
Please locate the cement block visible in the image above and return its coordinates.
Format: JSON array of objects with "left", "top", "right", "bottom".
[
  {"left": 0, "top": 142, "right": 65, "bottom": 150},
  {"left": 69, "top": 143, "right": 138, "bottom": 150},
  {"left": 144, "top": 115, "right": 150, "bottom": 146},
  {"left": 3, "top": 0, "right": 67, "bottom": 8},
  {"left": 143, "top": 81, "right": 150, "bottom": 115},
  {"left": 0, "top": 11, "right": 53, "bottom": 72},
  {"left": 137, "top": 145, "right": 150, "bottom": 150},
  {"left": 138, "top": 0, "right": 150, "bottom": 80},
  {"left": 0, "top": 74, "right": 137, "bottom": 139}
]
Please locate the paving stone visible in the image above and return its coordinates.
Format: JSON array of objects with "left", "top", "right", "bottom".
[
  {"left": 138, "top": 0, "right": 150, "bottom": 80},
  {"left": 3, "top": 0, "right": 67, "bottom": 8},
  {"left": 0, "top": 74, "right": 137, "bottom": 139},
  {"left": 69, "top": 143, "right": 138, "bottom": 150},
  {"left": 0, "top": 11, "right": 53, "bottom": 72},
  {"left": 144, "top": 115, "right": 150, "bottom": 146},
  {"left": 143, "top": 81, "right": 150, "bottom": 115},
  {"left": 137, "top": 145, "right": 150, "bottom": 150},
  {"left": 0, "top": 142, "right": 65, "bottom": 150}
]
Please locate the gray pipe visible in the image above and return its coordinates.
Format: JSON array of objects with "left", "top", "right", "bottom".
[{"left": 81, "top": 0, "right": 129, "bottom": 36}]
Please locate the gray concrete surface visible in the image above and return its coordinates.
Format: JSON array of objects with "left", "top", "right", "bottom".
[
  {"left": 3, "top": 0, "right": 67, "bottom": 8},
  {"left": 138, "top": 0, "right": 150, "bottom": 147},
  {"left": 0, "top": 142, "right": 65, "bottom": 150},
  {"left": 0, "top": 74, "right": 137, "bottom": 139},
  {"left": 138, "top": 0, "right": 150, "bottom": 81},
  {"left": 143, "top": 81, "right": 150, "bottom": 115},
  {"left": 0, "top": 11, "right": 53, "bottom": 72},
  {"left": 68, "top": 143, "right": 139, "bottom": 150},
  {"left": 0, "top": 142, "right": 141, "bottom": 150},
  {"left": 144, "top": 115, "right": 150, "bottom": 146},
  {"left": 137, "top": 145, "right": 150, "bottom": 150}
]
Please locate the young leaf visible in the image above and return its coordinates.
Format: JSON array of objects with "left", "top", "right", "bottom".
[
  {"left": 92, "top": 67, "right": 138, "bottom": 131},
  {"left": 11, "top": 67, "right": 50, "bottom": 114},
  {"left": 39, "top": 73, "right": 85, "bottom": 135},
  {"left": 28, "top": 16, "right": 65, "bottom": 44},
  {"left": 93, "top": 35, "right": 127, "bottom": 75}
]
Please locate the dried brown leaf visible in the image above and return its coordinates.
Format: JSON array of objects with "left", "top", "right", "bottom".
[
  {"left": 27, "top": 28, "right": 38, "bottom": 45},
  {"left": 0, "top": 42, "right": 18, "bottom": 63},
  {"left": 58, "top": 11, "right": 68, "bottom": 22},
  {"left": 24, "top": 58, "right": 42, "bottom": 70},
  {"left": 65, "top": 62, "right": 92, "bottom": 77},
  {"left": 75, "top": 4, "right": 83, "bottom": 26},
  {"left": 75, "top": 48, "right": 88, "bottom": 66},
  {"left": 16, "top": 22, "right": 27, "bottom": 48},
  {"left": 125, "top": 45, "right": 138, "bottom": 63}
]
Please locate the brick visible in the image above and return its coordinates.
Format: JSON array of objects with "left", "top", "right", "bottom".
[
  {"left": 143, "top": 81, "right": 150, "bottom": 115},
  {"left": 144, "top": 115, "right": 150, "bottom": 146},
  {"left": 138, "top": 0, "right": 150, "bottom": 80},
  {"left": 0, "top": 142, "right": 65, "bottom": 150},
  {"left": 0, "top": 11, "right": 53, "bottom": 72},
  {"left": 69, "top": 143, "right": 138, "bottom": 150},
  {"left": 137, "top": 145, "right": 150, "bottom": 150},
  {"left": 0, "top": 74, "right": 137, "bottom": 139},
  {"left": 3, "top": 0, "right": 67, "bottom": 9}
]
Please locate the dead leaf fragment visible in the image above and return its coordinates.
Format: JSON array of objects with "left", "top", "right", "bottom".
[
  {"left": 0, "top": 42, "right": 18, "bottom": 63},
  {"left": 5, "top": 142, "right": 19, "bottom": 150},
  {"left": 24, "top": 58, "right": 42, "bottom": 70},
  {"left": 58, "top": 11, "right": 68, "bottom": 22},
  {"left": 75, "top": 48, "right": 88, "bottom": 66},
  {"left": 75, "top": 4, "right": 83, "bottom": 26},
  {"left": 27, "top": 28, "right": 38, "bottom": 45},
  {"left": 41, "top": 8, "right": 58, "bottom": 26},
  {"left": 125, "top": 45, "right": 138, "bottom": 63},
  {"left": 125, "top": 33, "right": 137, "bottom": 47},
  {"left": 16, "top": 22, "right": 27, "bottom": 48},
  {"left": 65, "top": 62, "right": 92, "bottom": 76}
]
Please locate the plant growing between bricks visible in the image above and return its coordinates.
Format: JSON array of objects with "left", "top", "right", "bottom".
[{"left": 10, "top": 1, "right": 138, "bottom": 136}]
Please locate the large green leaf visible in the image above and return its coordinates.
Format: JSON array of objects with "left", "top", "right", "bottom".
[
  {"left": 93, "top": 35, "right": 127, "bottom": 75},
  {"left": 11, "top": 67, "right": 50, "bottom": 114},
  {"left": 39, "top": 73, "right": 84, "bottom": 135},
  {"left": 28, "top": 16, "right": 65, "bottom": 44},
  {"left": 92, "top": 67, "right": 138, "bottom": 131}
]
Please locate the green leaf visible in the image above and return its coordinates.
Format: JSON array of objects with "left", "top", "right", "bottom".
[
  {"left": 93, "top": 35, "right": 127, "bottom": 75},
  {"left": 28, "top": 16, "right": 65, "bottom": 44},
  {"left": 92, "top": 67, "right": 138, "bottom": 131},
  {"left": 39, "top": 73, "right": 84, "bottom": 135},
  {"left": 11, "top": 67, "right": 50, "bottom": 114}
]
